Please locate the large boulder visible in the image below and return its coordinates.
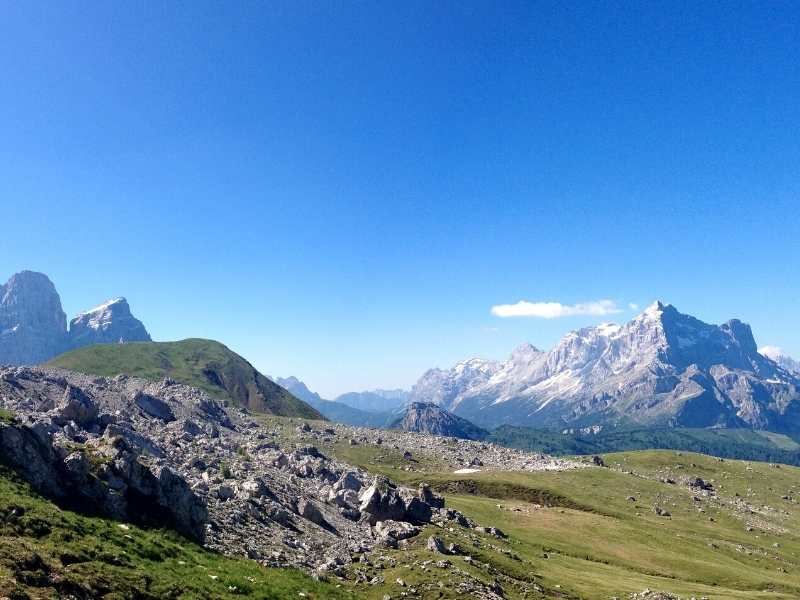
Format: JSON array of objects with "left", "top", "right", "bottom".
[
  {"left": 358, "top": 475, "right": 407, "bottom": 525},
  {"left": 55, "top": 385, "right": 99, "bottom": 426},
  {"left": 298, "top": 497, "right": 327, "bottom": 527},
  {"left": 133, "top": 391, "right": 175, "bottom": 422}
]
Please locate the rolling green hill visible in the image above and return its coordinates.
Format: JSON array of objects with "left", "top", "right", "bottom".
[{"left": 47, "top": 339, "right": 322, "bottom": 419}]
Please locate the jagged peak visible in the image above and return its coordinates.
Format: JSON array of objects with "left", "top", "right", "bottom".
[
  {"left": 511, "top": 342, "right": 542, "bottom": 358},
  {"left": 77, "top": 297, "right": 128, "bottom": 316}
]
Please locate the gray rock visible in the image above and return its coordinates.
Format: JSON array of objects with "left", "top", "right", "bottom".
[
  {"left": 426, "top": 535, "right": 447, "bottom": 553},
  {"left": 56, "top": 385, "right": 99, "bottom": 426},
  {"left": 298, "top": 497, "right": 327, "bottom": 527},
  {"left": 133, "top": 391, "right": 176, "bottom": 422},
  {"left": 0, "top": 271, "right": 67, "bottom": 365},
  {"left": 217, "top": 485, "right": 235, "bottom": 500},
  {"left": 359, "top": 475, "right": 407, "bottom": 525}
]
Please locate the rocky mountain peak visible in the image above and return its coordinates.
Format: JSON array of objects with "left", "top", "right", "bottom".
[
  {"left": 410, "top": 302, "right": 800, "bottom": 431},
  {"left": 720, "top": 319, "right": 758, "bottom": 354},
  {"left": 0, "top": 270, "right": 67, "bottom": 365},
  {"left": 68, "top": 296, "right": 150, "bottom": 348},
  {"left": 510, "top": 342, "right": 543, "bottom": 362},
  {"left": 395, "top": 401, "right": 487, "bottom": 440},
  {"left": 0, "top": 270, "right": 152, "bottom": 365}
]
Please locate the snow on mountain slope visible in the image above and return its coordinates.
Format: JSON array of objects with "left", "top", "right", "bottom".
[
  {"left": 760, "top": 346, "right": 800, "bottom": 376},
  {"left": 409, "top": 302, "right": 800, "bottom": 431}
]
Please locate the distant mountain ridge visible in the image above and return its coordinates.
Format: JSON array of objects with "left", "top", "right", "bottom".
[
  {"left": 275, "top": 376, "right": 400, "bottom": 427},
  {"left": 409, "top": 302, "right": 800, "bottom": 432},
  {"left": 333, "top": 389, "right": 409, "bottom": 413},
  {"left": 0, "top": 270, "right": 150, "bottom": 365}
]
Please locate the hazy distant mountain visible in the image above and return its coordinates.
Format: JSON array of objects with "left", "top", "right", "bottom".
[
  {"left": 274, "top": 376, "right": 324, "bottom": 405},
  {"left": 275, "top": 376, "right": 397, "bottom": 427},
  {"left": 410, "top": 302, "right": 800, "bottom": 432},
  {"left": 0, "top": 270, "right": 150, "bottom": 365},
  {"left": 393, "top": 402, "right": 487, "bottom": 440},
  {"left": 333, "top": 389, "right": 409, "bottom": 413},
  {"left": 760, "top": 346, "right": 800, "bottom": 376}
]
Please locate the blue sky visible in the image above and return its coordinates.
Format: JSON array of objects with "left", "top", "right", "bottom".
[{"left": 2, "top": 2, "right": 799, "bottom": 397}]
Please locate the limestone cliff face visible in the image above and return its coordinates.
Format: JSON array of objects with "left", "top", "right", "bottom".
[{"left": 0, "top": 271, "right": 67, "bottom": 365}]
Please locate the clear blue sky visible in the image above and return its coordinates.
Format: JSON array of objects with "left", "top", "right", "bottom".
[{"left": 2, "top": 2, "right": 798, "bottom": 397}]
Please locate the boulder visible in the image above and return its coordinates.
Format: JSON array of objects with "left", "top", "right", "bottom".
[
  {"left": 56, "top": 385, "right": 98, "bottom": 426},
  {"left": 358, "top": 475, "right": 407, "bottom": 525},
  {"left": 426, "top": 535, "right": 447, "bottom": 553},
  {"left": 298, "top": 497, "right": 327, "bottom": 527},
  {"left": 133, "top": 391, "right": 175, "bottom": 422},
  {"left": 375, "top": 519, "right": 420, "bottom": 541},
  {"left": 333, "top": 471, "right": 362, "bottom": 493},
  {"left": 419, "top": 483, "right": 444, "bottom": 509}
]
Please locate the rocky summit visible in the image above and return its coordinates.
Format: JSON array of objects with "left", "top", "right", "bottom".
[
  {"left": 0, "top": 271, "right": 150, "bottom": 366},
  {"left": 394, "top": 401, "right": 488, "bottom": 440},
  {"left": 410, "top": 301, "right": 800, "bottom": 431},
  {"left": 67, "top": 297, "right": 151, "bottom": 348},
  {"left": 0, "top": 271, "right": 68, "bottom": 365}
]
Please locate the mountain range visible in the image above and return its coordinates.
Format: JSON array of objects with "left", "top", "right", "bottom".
[
  {"left": 275, "top": 376, "right": 402, "bottom": 427},
  {"left": 409, "top": 301, "right": 800, "bottom": 432},
  {"left": 0, "top": 270, "right": 151, "bottom": 365}
]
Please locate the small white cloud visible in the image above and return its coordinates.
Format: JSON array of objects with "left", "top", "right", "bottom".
[
  {"left": 759, "top": 345, "right": 784, "bottom": 359},
  {"left": 628, "top": 303, "right": 639, "bottom": 310},
  {"left": 483, "top": 326, "right": 500, "bottom": 333},
  {"left": 491, "top": 299, "right": 622, "bottom": 319}
]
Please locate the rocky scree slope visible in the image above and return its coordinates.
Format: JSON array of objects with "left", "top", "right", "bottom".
[
  {"left": 410, "top": 302, "right": 800, "bottom": 431},
  {"left": 48, "top": 338, "right": 322, "bottom": 419},
  {"left": 0, "top": 366, "right": 572, "bottom": 577},
  {"left": 0, "top": 270, "right": 150, "bottom": 365}
]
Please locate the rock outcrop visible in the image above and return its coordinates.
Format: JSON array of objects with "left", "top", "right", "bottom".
[{"left": 394, "top": 401, "right": 487, "bottom": 440}]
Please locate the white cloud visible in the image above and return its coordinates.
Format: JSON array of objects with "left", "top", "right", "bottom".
[
  {"left": 491, "top": 299, "right": 622, "bottom": 319},
  {"left": 759, "top": 345, "right": 784, "bottom": 359},
  {"left": 628, "top": 302, "right": 639, "bottom": 311}
]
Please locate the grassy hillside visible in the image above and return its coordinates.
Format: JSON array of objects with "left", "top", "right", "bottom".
[
  {"left": 0, "top": 464, "right": 350, "bottom": 599},
  {"left": 47, "top": 339, "right": 322, "bottom": 419},
  {"left": 490, "top": 425, "right": 800, "bottom": 465},
  {"left": 315, "top": 428, "right": 800, "bottom": 599}
]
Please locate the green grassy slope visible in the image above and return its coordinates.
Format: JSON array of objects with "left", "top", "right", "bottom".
[
  {"left": 489, "top": 425, "right": 800, "bottom": 465},
  {"left": 318, "top": 429, "right": 800, "bottom": 599},
  {"left": 47, "top": 339, "right": 322, "bottom": 419},
  {"left": 0, "top": 465, "right": 350, "bottom": 599}
]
